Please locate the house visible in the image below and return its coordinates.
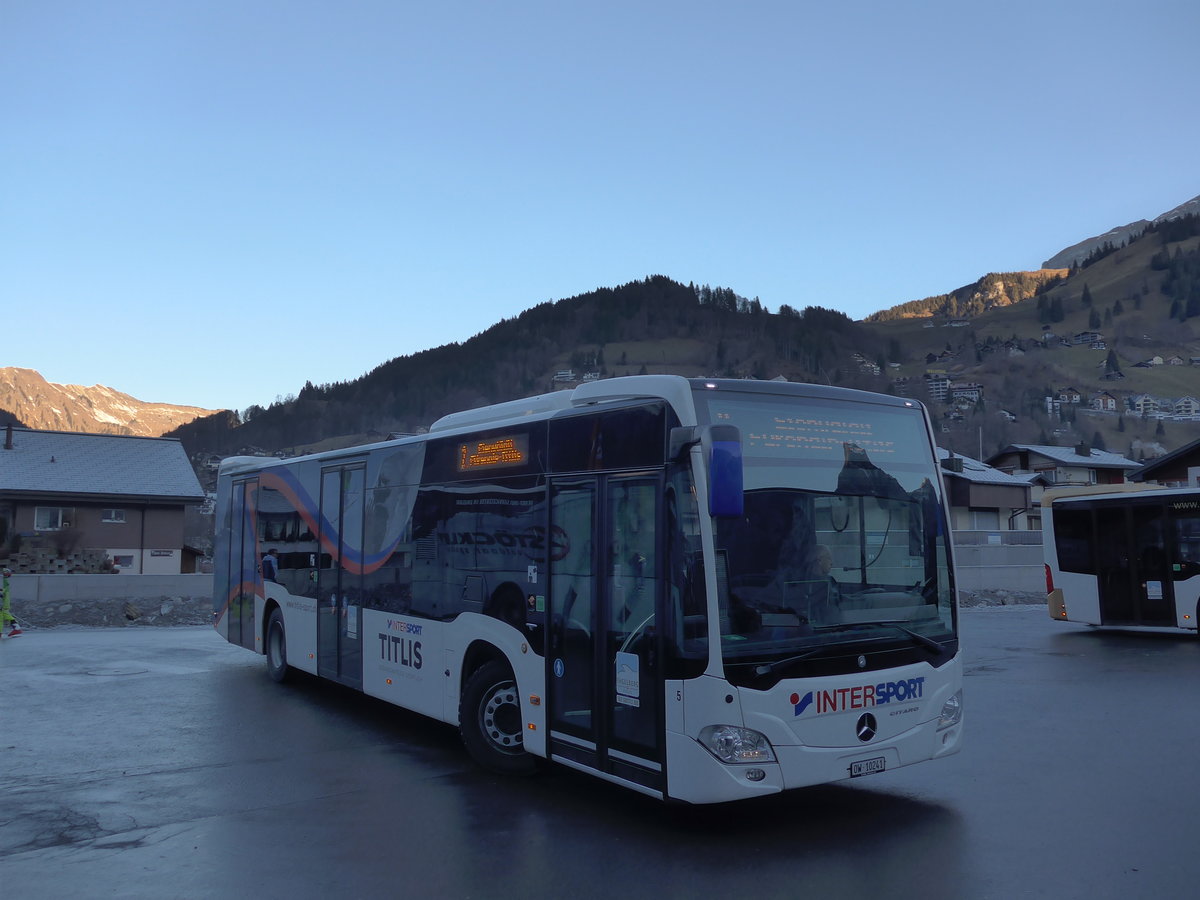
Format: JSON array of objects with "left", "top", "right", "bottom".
[
  {"left": 1132, "top": 436, "right": 1200, "bottom": 487},
  {"left": 1175, "top": 396, "right": 1200, "bottom": 416},
  {"left": 986, "top": 443, "right": 1140, "bottom": 487},
  {"left": 0, "top": 425, "right": 204, "bottom": 574},
  {"left": 1167, "top": 355, "right": 1185, "bottom": 366},
  {"left": 1072, "top": 331, "right": 1102, "bottom": 345},
  {"left": 950, "top": 382, "right": 983, "bottom": 404},
  {"left": 1056, "top": 386, "right": 1083, "bottom": 404},
  {"left": 1091, "top": 391, "right": 1119, "bottom": 413},
  {"left": 936, "top": 449, "right": 1036, "bottom": 531},
  {"left": 1129, "top": 394, "right": 1159, "bottom": 416}
]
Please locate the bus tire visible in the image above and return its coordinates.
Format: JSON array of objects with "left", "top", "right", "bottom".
[
  {"left": 460, "top": 660, "right": 536, "bottom": 775},
  {"left": 266, "top": 607, "right": 291, "bottom": 683}
]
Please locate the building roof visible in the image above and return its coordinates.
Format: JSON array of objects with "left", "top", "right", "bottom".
[
  {"left": 937, "top": 448, "right": 1032, "bottom": 487},
  {"left": 991, "top": 443, "right": 1140, "bottom": 471},
  {"left": 1131, "top": 436, "right": 1200, "bottom": 482},
  {"left": 0, "top": 427, "right": 204, "bottom": 502}
]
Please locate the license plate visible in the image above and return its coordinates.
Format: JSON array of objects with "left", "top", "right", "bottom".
[{"left": 850, "top": 756, "right": 887, "bottom": 777}]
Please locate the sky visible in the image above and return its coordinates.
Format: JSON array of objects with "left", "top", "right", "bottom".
[{"left": 3, "top": 1, "right": 1199, "bottom": 415}]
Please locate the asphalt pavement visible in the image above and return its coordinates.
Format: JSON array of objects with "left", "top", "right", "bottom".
[{"left": 3, "top": 607, "right": 1199, "bottom": 899}]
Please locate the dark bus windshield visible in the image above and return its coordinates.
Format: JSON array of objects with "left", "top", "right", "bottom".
[{"left": 693, "top": 386, "right": 957, "bottom": 685}]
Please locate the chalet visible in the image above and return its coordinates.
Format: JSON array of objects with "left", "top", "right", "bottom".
[
  {"left": 1175, "top": 396, "right": 1200, "bottom": 416},
  {"left": 1132, "top": 436, "right": 1200, "bottom": 487},
  {"left": 1091, "top": 391, "right": 1119, "bottom": 413},
  {"left": 986, "top": 443, "right": 1140, "bottom": 487},
  {"left": 1129, "top": 394, "right": 1159, "bottom": 416},
  {"left": 1056, "top": 387, "right": 1083, "bottom": 405},
  {"left": 937, "top": 449, "right": 1035, "bottom": 532},
  {"left": 1167, "top": 355, "right": 1185, "bottom": 366},
  {"left": 0, "top": 426, "right": 204, "bottom": 574}
]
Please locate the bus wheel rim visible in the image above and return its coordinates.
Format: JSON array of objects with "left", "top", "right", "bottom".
[{"left": 481, "top": 680, "right": 523, "bottom": 754}]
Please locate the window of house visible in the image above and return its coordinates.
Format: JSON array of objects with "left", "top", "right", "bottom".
[
  {"left": 970, "top": 509, "right": 1000, "bottom": 530},
  {"left": 34, "top": 507, "right": 75, "bottom": 531},
  {"left": 102, "top": 508, "right": 126, "bottom": 523}
]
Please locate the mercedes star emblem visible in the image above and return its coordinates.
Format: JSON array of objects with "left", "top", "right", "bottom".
[{"left": 856, "top": 713, "right": 877, "bottom": 742}]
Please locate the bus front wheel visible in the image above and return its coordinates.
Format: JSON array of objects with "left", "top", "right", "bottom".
[
  {"left": 266, "top": 608, "right": 290, "bottom": 683},
  {"left": 460, "top": 660, "right": 536, "bottom": 775}
]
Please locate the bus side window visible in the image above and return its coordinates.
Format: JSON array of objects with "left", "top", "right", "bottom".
[
  {"left": 1173, "top": 512, "right": 1200, "bottom": 580},
  {"left": 1055, "top": 509, "right": 1094, "bottom": 574}
]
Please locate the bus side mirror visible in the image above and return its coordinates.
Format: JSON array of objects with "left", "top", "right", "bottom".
[{"left": 708, "top": 425, "right": 744, "bottom": 518}]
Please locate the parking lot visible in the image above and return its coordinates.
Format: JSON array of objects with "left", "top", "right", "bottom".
[{"left": 4, "top": 606, "right": 1200, "bottom": 899}]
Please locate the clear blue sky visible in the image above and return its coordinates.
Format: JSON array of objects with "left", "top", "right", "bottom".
[{"left": 3, "top": 0, "right": 1197, "bottom": 414}]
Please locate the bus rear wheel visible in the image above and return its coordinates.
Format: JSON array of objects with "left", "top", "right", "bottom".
[
  {"left": 460, "top": 660, "right": 536, "bottom": 775},
  {"left": 266, "top": 608, "right": 290, "bottom": 683}
]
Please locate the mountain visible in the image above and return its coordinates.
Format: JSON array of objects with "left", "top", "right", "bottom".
[
  {"left": 0, "top": 367, "right": 219, "bottom": 437},
  {"left": 168, "top": 202, "right": 1200, "bottom": 466},
  {"left": 1042, "top": 194, "right": 1200, "bottom": 269},
  {"left": 866, "top": 207, "right": 1200, "bottom": 459},
  {"left": 864, "top": 270, "right": 1069, "bottom": 322},
  {"left": 168, "top": 277, "right": 879, "bottom": 458}
]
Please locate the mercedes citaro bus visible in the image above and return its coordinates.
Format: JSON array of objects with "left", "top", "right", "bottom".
[{"left": 213, "top": 376, "right": 963, "bottom": 803}]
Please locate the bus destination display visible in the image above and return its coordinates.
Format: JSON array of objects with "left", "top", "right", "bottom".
[{"left": 457, "top": 435, "right": 529, "bottom": 472}]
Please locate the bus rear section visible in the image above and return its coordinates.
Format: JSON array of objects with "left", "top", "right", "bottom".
[{"left": 1043, "top": 485, "right": 1200, "bottom": 632}]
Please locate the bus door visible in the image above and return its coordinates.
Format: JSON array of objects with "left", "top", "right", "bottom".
[
  {"left": 1094, "top": 504, "right": 1175, "bottom": 626},
  {"left": 1131, "top": 504, "right": 1174, "bottom": 626},
  {"left": 548, "top": 474, "right": 664, "bottom": 793},
  {"left": 228, "top": 478, "right": 258, "bottom": 651},
  {"left": 318, "top": 464, "right": 365, "bottom": 687}
]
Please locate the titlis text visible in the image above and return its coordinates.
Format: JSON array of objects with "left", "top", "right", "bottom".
[{"left": 379, "top": 633, "right": 422, "bottom": 669}]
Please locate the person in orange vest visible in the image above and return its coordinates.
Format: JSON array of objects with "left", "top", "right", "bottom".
[{"left": 1, "top": 567, "right": 21, "bottom": 638}]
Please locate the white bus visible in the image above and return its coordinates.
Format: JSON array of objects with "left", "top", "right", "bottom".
[
  {"left": 1043, "top": 483, "right": 1200, "bottom": 633},
  {"left": 213, "top": 375, "right": 963, "bottom": 803}
]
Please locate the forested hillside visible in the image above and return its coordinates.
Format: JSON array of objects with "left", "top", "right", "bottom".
[
  {"left": 171, "top": 213, "right": 1200, "bottom": 466},
  {"left": 171, "top": 276, "right": 878, "bottom": 456}
]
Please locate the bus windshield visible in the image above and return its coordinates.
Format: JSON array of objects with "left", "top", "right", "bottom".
[{"left": 695, "top": 388, "right": 956, "bottom": 685}]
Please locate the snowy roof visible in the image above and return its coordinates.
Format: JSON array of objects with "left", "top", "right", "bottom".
[
  {"left": 1002, "top": 443, "right": 1140, "bottom": 470},
  {"left": 936, "top": 448, "right": 1032, "bottom": 486},
  {"left": 0, "top": 427, "right": 204, "bottom": 501}
]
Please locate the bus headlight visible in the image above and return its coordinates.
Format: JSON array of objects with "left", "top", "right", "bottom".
[
  {"left": 698, "top": 725, "right": 776, "bottom": 764},
  {"left": 937, "top": 690, "right": 963, "bottom": 730}
]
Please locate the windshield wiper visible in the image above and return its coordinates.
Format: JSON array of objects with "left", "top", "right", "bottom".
[
  {"left": 742, "top": 637, "right": 880, "bottom": 676},
  {"left": 742, "top": 624, "right": 946, "bottom": 677},
  {"left": 871, "top": 621, "right": 946, "bottom": 656}
]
